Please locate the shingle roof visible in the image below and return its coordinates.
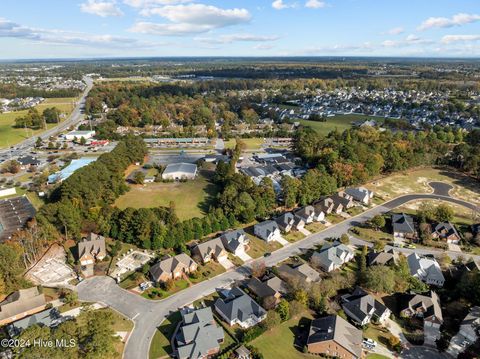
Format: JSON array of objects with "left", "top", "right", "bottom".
[
  {"left": 405, "top": 291, "right": 443, "bottom": 323},
  {"left": 149, "top": 253, "right": 195, "bottom": 281},
  {"left": 0, "top": 287, "right": 46, "bottom": 322},
  {"left": 342, "top": 287, "right": 389, "bottom": 324},
  {"left": 214, "top": 287, "right": 266, "bottom": 324},
  {"left": 278, "top": 263, "right": 320, "bottom": 283},
  {"left": 392, "top": 213, "right": 415, "bottom": 234},
  {"left": 78, "top": 233, "right": 106, "bottom": 261},
  {"left": 407, "top": 253, "right": 445, "bottom": 284},
  {"left": 194, "top": 238, "right": 226, "bottom": 260},
  {"left": 254, "top": 220, "right": 279, "bottom": 240},
  {"left": 220, "top": 229, "right": 246, "bottom": 252}
]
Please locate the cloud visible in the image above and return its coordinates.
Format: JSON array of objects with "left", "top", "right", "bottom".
[
  {"left": 0, "top": 18, "right": 158, "bottom": 48},
  {"left": 381, "top": 34, "right": 432, "bottom": 48},
  {"left": 123, "top": 0, "right": 192, "bottom": 7},
  {"left": 386, "top": 27, "right": 404, "bottom": 35},
  {"left": 80, "top": 0, "right": 123, "bottom": 17},
  {"left": 196, "top": 33, "right": 280, "bottom": 44},
  {"left": 272, "top": 0, "right": 296, "bottom": 10},
  {"left": 254, "top": 44, "right": 275, "bottom": 50},
  {"left": 441, "top": 34, "right": 480, "bottom": 44},
  {"left": 130, "top": 4, "right": 251, "bottom": 36},
  {"left": 305, "top": 0, "right": 325, "bottom": 9},
  {"left": 418, "top": 13, "right": 480, "bottom": 30}
]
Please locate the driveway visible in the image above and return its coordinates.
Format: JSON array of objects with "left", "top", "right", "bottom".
[
  {"left": 299, "top": 227, "right": 312, "bottom": 236},
  {"left": 236, "top": 250, "right": 252, "bottom": 262},
  {"left": 401, "top": 346, "right": 448, "bottom": 359},
  {"left": 218, "top": 257, "right": 235, "bottom": 270},
  {"left": 274, "top": 236, "right": 289, "bottom": 246}
]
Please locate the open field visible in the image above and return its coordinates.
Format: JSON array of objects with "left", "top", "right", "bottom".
[
  {"left": 252, "top": 310, "right": 315, "bottom": 359},
  {"left": 0, "top": 97, "right": 77, "bottom": 148},
  {"left": 115, "top": 170, "right": 219, "bottom": 221},
  {"left": 225, "top": 137, "right": 264, "bottom": 150},
  {"left": 364, "top": 167, "right": 480, "bottom": 206},
  {"left": 299, "top": 114, "right": 389, "bottom": 136}
]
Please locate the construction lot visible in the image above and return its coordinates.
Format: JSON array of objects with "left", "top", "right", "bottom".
[
  {"left": 26, "top": 244, "right": 76, "bottom": 286},
  {"left": 110, "top": 250, "right": 154, "bottom": 279}
]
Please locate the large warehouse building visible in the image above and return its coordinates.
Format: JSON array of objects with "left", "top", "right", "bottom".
[{"left": 162, "top": 163, "right": 198, "bottom": 180}]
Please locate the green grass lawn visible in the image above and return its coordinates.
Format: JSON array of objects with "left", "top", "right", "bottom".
[
  {"left": 284, "top": 231, "right": 306, "bottom": 242},
  {"left": 351, "top": 226, "right": 392, "bottom": 242},
  {"left": 115, "top": 169, "right": 219, "bottom": 221},
  {"left": 142, "top": 279, "right": 190, "bottom": 300},
  {"left": 366, "top": 354, "right": 390, "bottom": 359},
  {"left": 247, "top": 236, "right": 283, "bottom": 259},
  {"left": 364, "top": 325, "right": 393, "bottom": 350},
  {"left": 224, "top": 137, "right": 264, "bottom": 150},
  {"left": 252, "top": 310, "right": 315, "bottom": 359},
  {"left": 305, "top": 222, "right": 326, "bottom": 233},
  {"left": 189, "top": 261, "right": 226, "bottom": 284},
  {"left": 299, "top": 114, "right": 388, "bottom": 136},
  {"left": 149, "top": 312, "right": 182, "bottom": 359},
  {"left": 0, "top": 97, "right": 77, "bottom": 148}
]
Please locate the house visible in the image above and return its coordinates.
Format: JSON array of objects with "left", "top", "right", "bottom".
[
  {"left": 64, "top": 130, "right": 95, "bottom": 141},
  {"left": 447, "top": 306, "right": 480, "bottom": 355},
  {"left": 401, "top": 291, "right": 443, "bottom": 328},
  {"left": 294, "top": 206, "right": 316, "bottom": 224},
  {"left": 17, "top": 156, "right": 41, "bottom": 170},
  {"left": 341, "top": 287, "right": 391, "bottom": 326},
  {"left": 234, "top": 345, "right": 251, "bottom": 359},
  {"left": 174, "top": 307, "right": 224, "bottom": 359},
  {"left": 407, "top": 253, "right": 445, "bottom": 287},
  {"left": 314, "top": 197, "right": 335, "bottom": 215},
  {"left": 254, "top": 220, "right": 282, "bottom": 242},
  {"left": 311, "top": 242, "right": 355, "bottom": 272},
  {"left": 345, "top": 187, "right": 374, "bottom": 205},
  {"left": 277, "top": 263, "right": 321, "bottom": 284},
  {"left": 7, "top": 307, "right": 71, "bottom": 337},
  {"left": 392, "top": 213, "right": 417, "bottom": 239},
  {"left": 306, "top": 315, "right": 363, "bottom": 359},
  {"left": 77, "top": 233, "right": 106, "bottom": 266},
  {"left": 275, "top": 213, "right": 295, "bottom": 233},
  {"left": 192, "top": 238, "right": 228, "bottom": 264},
  {"left": 0, "top": 287, "right": 46, "bottom": 326},
  {"left": 431, "top": 222, "right": 461, "bottom": 244},
  {"left": 149, "top": 253, "right": 197, "bottom": 283},
  {"left": 246, "top": 275, "right": 288, "bottom": 306},
  {"left": 220, "top": 229, "right": 249, "bottom": 256},
  {"left": 162, "top": 163, "right": 197, "bottom": 180},
  {"left": 331, "top": 192, "right": 354, "bottom": 210},
  {"left": 214, "top": 287, "right": 267, "bottom": 328},
  {"left": 293, "top": 215, "right": 306, "bottom": 230},
  {"left": 367, "top": 249, "right": 398, "bottom": 266}
]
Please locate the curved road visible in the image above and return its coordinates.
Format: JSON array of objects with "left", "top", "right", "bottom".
[
  {"left": 77, "top": 184, "right": 480, "bottom": 359},
  {"left": 0, "top": 76, "right": 93, "bottom": 160}
]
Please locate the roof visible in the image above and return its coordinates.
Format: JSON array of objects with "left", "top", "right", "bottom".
[
  {"left": 17, "top": 156, "right": 40, "bottom": 166},
  {"left": 294, "top": 206, "right": 315, "bottom": 220},
  {"left": 342, "top": 287, "right": 389, "bottom": 323},
  {"left": 254, "top": 220, "right": 279, "bottom": 240},
  {"left": 275, "top": 212, "right": 295, "bottom": 229},
  {"left": 150, "top": 253, "right": 196, "bottom": 281},
  {"left": 407, "top": 253, "right": 445, "bottom": 284},
  {"left": 176, "top": 307, "right": 224, "bottom": 359},
  {"left": 0, "top": 287, "right": 46, "bottom": 322},
  {"left": 194, "top": 238, "right": 226, "bottom": 259},
  {"left": 214, "top": 287, "right": 266, "bottom": 323},
  {"left": 246, "top": 275, "right": 287, "bottom": 299},
  {"left": 367, "top": 249, "right": 396, "bottom": 266},
  {"left": 7, "top": 308, "right": 65, "bottom": 335},
  {"left": 77, "top": 233, "right": 106, "bottom": 261},
  {"left": 307, "top": 315, "right": 362, "bottom": 358},
  {"left": 312, "top": 242, "right": 354, "bottom": 269},
  {"left": 48, "top": 157, "right": 97, "bottom": 183},
  {"left": 459, "top": 306, "right": 480, "bottom": 340},
  {"left": 220, "top": 229, "right": 247, "bottom": 252},
  {"left": 278, "top": 263, "right": 320, "bottom": 283},
  {"left": 404, "top": 291, "right": 443, "bottom": 323},
  {"left": 163, "top": 163, "right": 197, "bottom": 175},
  {"left": 432, "top": 222, "right": 460, "bottom": 239},
  {"left": 392, "top": 213, "right": 416, "bottom": 234},
  {"left": 345, "top": 187, "right": 373, "bottom": 201}
]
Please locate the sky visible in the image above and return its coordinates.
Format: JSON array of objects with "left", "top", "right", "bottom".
[{"left": 1, "top": 0, "right": 480, "bottom": 59}]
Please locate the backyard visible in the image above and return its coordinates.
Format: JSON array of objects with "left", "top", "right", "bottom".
[
  {"left": 149, "top": 311, "right": 181, "bottom": 359},
  {"left": 115, "top": 169, "right": 219, "bottom": 220}
]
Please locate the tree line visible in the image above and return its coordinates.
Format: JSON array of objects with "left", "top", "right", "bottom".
[{"left": 13, "top": 107, "right": 62, "bottom": 129}]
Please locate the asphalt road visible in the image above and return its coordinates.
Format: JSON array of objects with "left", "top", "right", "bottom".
[
  {"left": 0, "top": 76, "right": 93, "bottom": 161},
  {"left": 77, "top": 186, "right": 480, "bottom": 359}
]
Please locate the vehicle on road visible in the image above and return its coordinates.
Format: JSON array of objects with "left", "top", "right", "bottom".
[{"left": 264, "top": 252, "right": 271, "bottom": 257}]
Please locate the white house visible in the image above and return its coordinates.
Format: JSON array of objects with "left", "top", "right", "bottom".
[
  {"left": 162, "top": 163, "right": 197, "bottom": 180},
  {"left": 254, "top": 220, "right": 282, "bottom": 242},
  {"left": 407, "top": 253, "right": 445, "bottom": 287},
  {"left": 311, "top": 242, "right": 355, "bottom": 272},
  {"left": 345, "top": 187, "right": 374, "bottom": 205},
  {"left": 220, "top": 229, "right": 249, "bottom": 256}
]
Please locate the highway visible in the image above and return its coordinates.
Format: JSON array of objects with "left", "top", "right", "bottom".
[
  {"left": 77, "top": 186, "right": 480, "bottom": 359},
  {"left": 0, "top": 76, "right": 93, "bottom": 161}
]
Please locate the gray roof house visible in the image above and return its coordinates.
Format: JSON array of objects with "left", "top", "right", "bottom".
[
  {"left": 192, "top": 238, "right": 228, "bottom": 264},
  {"left": 162, "top": 163, "right": 197, "bottom": 180},
  {"left": 407, "top": 253, "right": 445, "bottom": 287},
  {"left": 294, "top": 205, "right": 316, "bottom": 224},
  {"left": 311, "top": 242, "right": 355, "bottom": 272},
  {"left": 447, "top": 306, "right": 480, "bottom": 356},
  {"left": 175, "top": 307, "right": 224, "bottom": 359},
  {"left": 392, "top": 213, "right": 416, "bottom": 238},
  {"left": 7, "top": 307, "right": 71, "bottom": 338},
  {"left": 275, "top": 212, "right": 295, "bottom": 233},
  {"left": 314, "top": 197, "right": 335, "bottom": 214},
  {"left": 431, "top": 222, "right": 461, "bottom": 244},
  {"left": 253, "top": 220, "right": 281, "bottom": 242},
  {"left": 214, "top": 287, "right": 267, "bottom": 328},
  {"left": 401, "top": 291, "right": 443, "bottom": 327},
  {"left": 220, "top": 229, "right": 249, "bottom": 255},
  {"left": 341, "top": 287, "right": 391, "bottom": 326},
  {"left": 345, "top": 187, "right": 374, "bottom": 205},
  {"left": 331, "top": 192, "right": 354, "bottom": 210},
  {"left": 306, "top": 315, "right": 363, "bottom": 358},
  {"left": 367, "top": 249, "right": 398, "bottom": 266},
  {"left": 277, "top": 263, "right": 321, "bottom": 284}
]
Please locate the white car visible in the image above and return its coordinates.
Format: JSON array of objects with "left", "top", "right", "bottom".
[{"left": 363, "top": 338, "right": 377, "bottom": 347}]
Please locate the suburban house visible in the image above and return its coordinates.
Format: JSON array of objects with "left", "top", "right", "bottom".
[
  {"left": 294, "top": 205, "right": 317, "bottom": 224},
  {"left": 174, "top": 307, "right": 224, "bottom": 359},
  {"left": 149, "top": 253, "right": 197, "bottom": 283},
  {"left": 77, "top": 233, "right": 106, "bottom": 266},
  {"left": 254, "top": 220, "right": 282, "bottom": 242},
  {"left": 17, "top": 156, "right": 41, "bottom": 170},
  {"left": 345, "top": 187, "right": 374, "bottom": 205},
  {"left": 331, "top": 192, "right": 354, "bottom": 210},
  {"left": 341, "top": 287, "right": 391, "bottom": 326},
  {"left": 306, "top": 315, "right": 363, "bottom": 359},
  {"left": 214, "top": 287, "right": 267, "bottom": 328},
  {"left": 0, "top": 287, "right": 46, "bottom": 326},
  {"left": 407, "top": 253, "right": 445, "bottom": 287},
  {"left": 246, "top": 275, "right": 288, "bottom": 306},
  {"left": 192, "top": 238, "right": 228, "bottom": 264},
  {"left": 275, "top": 213, "right": 295, "bottom": 233},
  {"left": 277, "top": 263, "right": 321, "bottom": 284},
  {"left": 314, "top": 197, "right": 335, "bottom": 215},
  {"left": 447, "top": 306, "right": 480, "bottom": 356},
  {"left": 367, "top": 249, "right": 398, "bottom": 266},
  {"left": 311, "top": 242, "right": 355, "bottom": 272},
  {"left": 162, "top": 163, "right": 197, "bottom": 180},
  {"left": 392, "top": 213, "right": 417, "bottom": 239},
  {"left": 220, "top": 229, "right": 249, "bottom": 256},
  {"left": 7, "top": 307, "right": 70, "bottom": 337},
  {"left": 431, "top": 222, "right": 461, "bottom": 244},
  {"left": 401, "top": 291, "right": 443, "bottom": 330}
]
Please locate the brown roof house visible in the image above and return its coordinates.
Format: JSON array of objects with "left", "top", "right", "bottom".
[
  {"left": 149, "top": 253, "right": 197, "bottom": 283},
  {"left": 192, "top": 238, "right": 228, "bottom": 264},
  {"left": 246, "top": 275, "right": 288, "bottom": 307},
  {"left": 277, "top": 263, "right": 321, "bottom": 284},
  {"left": 431, "top": 222, "right": 461, "bottom": 244},
  {"left": 0, "top": 287, "right": 46, "bottom": 326},
  {"left": 307, "top": 315, "right": 363, "bottom": 359},
  {"left": 77, "top": 233, "right": 106, "bottom": 266}
]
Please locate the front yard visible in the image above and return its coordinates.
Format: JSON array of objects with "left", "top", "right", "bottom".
[
  {"left": 247, "top": 237, "right": 283, "bottom": 259},
  {"left": 149, "top": 312, "right": 182, "bottom": 359}
]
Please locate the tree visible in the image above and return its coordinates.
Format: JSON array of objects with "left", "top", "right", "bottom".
[
  {"left": 35, "top": 137, "right": 43, "bottom": 148},
  {"left": 340, "top": 233, "right": 350, "bottom": 245},
  {"left": 288, "top": 300, "right": 304, "bottom": 319},
  {"left": 79, "top": 136, "right": 87, "bottom": 146},
  {"left": 251, "top": 261, "right": 266, "bottom": 278},
  {"left": 370, "top": 215, "right": 386, "bottom": 230},
  {"left": 373, "top": 239, "right": 385, "bottom": 252},
  {"left": 364, "top": 266, "right": 396, "bottom": 293},
  {"left": 276, "top": 299, "right": 290, "bottom": 321},
  {"left": 262, "top": 310, "right": 281, "bottom": 330},
  {"left": 6, "top": 160, "right": 20, "bottom": 174},
  {"left": 435, "top": 204, "right": 454, "bottom": 222},
  {"left": 294, "top": 289, "right": 309, "bottom": 307},
  {"left": 262, "top": 296, "right": 278, "bottom": 311},
  {"left": 133, "top": 171, "right": 145, "bottom": 184}
]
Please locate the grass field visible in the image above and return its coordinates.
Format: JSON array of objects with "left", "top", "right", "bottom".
[
  {"left": 299, "top": 114, "right": 388, "bottom": 136},
  {"left": 396, "top": 200, "right": 478, "bottom": 225},
  {"left": 149, "top": 312, "right": 181, "bottom": 359},
  {"left": 0, "top": 97, "right": 77, "bottom": 148},
  {"left": 252, "top": 310, "right": 314, "bottom": 359},
  {"left": 225, "top": 137, "right": 264, "bottom": 150},
  {"left": 115, "top": 170, "right": 219, "bottom": 221},
  {"left": 247, "top": 236, "right": 283, "bottom": 258}
]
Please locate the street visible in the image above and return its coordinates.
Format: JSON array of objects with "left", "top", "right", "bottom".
[{"left": 77, "top": 186, "right": 479, "bottom": 359}]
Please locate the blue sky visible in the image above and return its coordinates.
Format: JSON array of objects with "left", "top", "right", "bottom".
[{"left": 1, "top": 0, "right": 480, "bottom": 59}]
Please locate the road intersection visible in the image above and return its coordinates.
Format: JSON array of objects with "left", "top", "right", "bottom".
[{"left": 77, "top": 184, "right": 480, "bottom": 359}]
